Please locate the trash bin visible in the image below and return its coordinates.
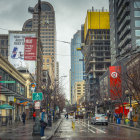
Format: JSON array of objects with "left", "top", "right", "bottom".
[{"left": 117, "top": 118, "right": 121, "bottom": 124}]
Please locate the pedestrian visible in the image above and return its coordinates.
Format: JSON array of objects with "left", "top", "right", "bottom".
[
  {"left": 33, "top": 111, "right": 36, "bottom": 122},
  {"left": 22, "top": 112, "right": 26, "bottom": 125},
  {"left": 40, "top": 109, "right": 48, "bottom": 139},
  {"left": 119, "top": 112, "right": 123, "bottom": 119},
  {"left": 9, "top": 115, "right": 12, "bottom": 125}
]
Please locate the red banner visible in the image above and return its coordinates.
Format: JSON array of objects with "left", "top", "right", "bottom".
[
  {"left": 109, "top": 66, "right": 122, "bottom": 100},
  {"left": 24, "top": 37, "right": 37, "bottom": 60}
]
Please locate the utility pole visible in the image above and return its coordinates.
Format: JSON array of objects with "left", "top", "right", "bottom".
[{"left": 32, "top": 0, "right": 42, "bottom": 136}]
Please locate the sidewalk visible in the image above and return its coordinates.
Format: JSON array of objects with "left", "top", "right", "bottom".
[
  {"left": 45, "top": 118, "right": 62, "bottom": 140},
  {"left": 109, "top": 120, "right": 140, "bottom": 131},
  {"left": 0, "top": 118, "right": 62, "bottom": 140}
]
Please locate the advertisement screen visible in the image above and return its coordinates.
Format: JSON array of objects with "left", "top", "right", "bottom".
[
  {"left": 8, "top": 32, "right": 36, "bottom": 74},
  {"left": 109, "top": 66, "right": 122, "bottom": 100}
]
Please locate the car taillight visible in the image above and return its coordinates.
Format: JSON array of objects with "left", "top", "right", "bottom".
[
  {"left": 105, "top": 117, "right": 108, "bottom": 120},
  {"left": 96, "top": 117, "right": 100, "bottom": 120}
]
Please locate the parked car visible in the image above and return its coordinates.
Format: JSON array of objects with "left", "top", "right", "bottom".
[{"left": 91, "top": 114, "right": 108, "bottom": 125}]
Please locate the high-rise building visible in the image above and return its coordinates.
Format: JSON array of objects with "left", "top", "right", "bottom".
[
  {"left": 71, "top": 30, "right": 84, "bottom": 104},
  {"left": 56, "top": 61, "right": 59, "bottom": 85},
  {"left": 73, "top": 80, "right": 85, "bottom": 105},
  {"left": 81, "top": 8, "right": 111, "bottom": 104},
  {"left": 0, "top": 35, "right": 8, "bottom": 60},
  {"left": 109, "top": 0, "right": 140, "bottom": 65},
  {"left": 23, "top": 1, "right": 56, "bottom": 85}
]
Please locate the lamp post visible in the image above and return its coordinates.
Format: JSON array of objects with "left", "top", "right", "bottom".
[
  {"left": 32, "top": 0, "right": 42, "bottom": 136},
  {"left": 129, "top": 94, "right": 134, "bottom": 127}
]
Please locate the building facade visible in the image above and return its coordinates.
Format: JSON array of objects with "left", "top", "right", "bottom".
[
  {"left": 73, "top": 81, "right": 85, "bottom": 105},
  {"left": 0, "top": 34, "right": 8, "bottom": 60},
  {"left": 71, "top": 30, "right": 84, "bottom": 104},
  {"left": 0, "top": 54, "right": 33, "bottom": 122},
  {"left": 109, "top": 0, "right": 140, "bottom": 65},
  {"left": 56, "top": 61, "right": 59, "bottom": 85},
  {"left": 81, "top": 8, "right": 111, "bottom": 104},
  {"left": 23, "top": 1, "right": 56, "bottom": 85}
]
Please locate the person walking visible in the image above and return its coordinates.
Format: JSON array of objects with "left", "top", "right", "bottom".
[
  {"left": 40, "top": 109, "right": 48, "bottom": 139},
  {"left": 22, "top": 112, "right": 26, "bottom": 125},
  {"left": 33, "top": 111, "right": 36, "bottom": 122}
]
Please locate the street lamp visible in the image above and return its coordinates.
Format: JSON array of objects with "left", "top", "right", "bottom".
[
  {"left": 125, "top": 90, "right": 134, "bottom": 127},
  {"left": 129, "top": 94, "right": 134, "bottom": 127},
  {"left": 32, "top": 0, "right": 42, "bottom": 136}
]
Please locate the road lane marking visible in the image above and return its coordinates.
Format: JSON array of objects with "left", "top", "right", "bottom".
[
  {"left": 81, "top": 121, "right": 106, "bottom": 133},
  {"left": 79, "top": 122, "right": 95, "bottom": 133}
]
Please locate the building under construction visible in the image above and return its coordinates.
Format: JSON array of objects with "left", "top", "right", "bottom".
[{"left": 81, "top": 8, "right": 111, "bottom": 106}]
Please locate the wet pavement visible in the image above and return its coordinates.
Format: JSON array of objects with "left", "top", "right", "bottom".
[
  {"left": 51, "top": 118, "right": 140, "bottom": 140},
  {"left": 0, "top": 121, "right": 40, "bottom": 140},
  {"left": 0, "top": 118, "right": 140, "bottom": 140}
]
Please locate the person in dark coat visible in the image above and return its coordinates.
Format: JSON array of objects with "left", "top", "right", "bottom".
[{"left": 22, "top": 112, "right": 26, "bottom": 125}]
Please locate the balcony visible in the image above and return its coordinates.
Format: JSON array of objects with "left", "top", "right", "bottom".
[
  {"left": 117, "top": 0, "right": 123, "bottom": 8},
  {"left": 95, "top": 68, "right": 107, "bottom": 72},
  {"left": 118, "top": 34, "right": 131, "bottom": 49},
  {"left": 117, "top": 0, "right": 129, "bottom": 17},
  {"left": 119, "top": 25, "right": 131, "bottom": 40},
  {"left": 118, "top": 16, "right": 130, "bottom": 33},
  {"left": 118, "top": 7, "right": 130, "bottom": 24}
]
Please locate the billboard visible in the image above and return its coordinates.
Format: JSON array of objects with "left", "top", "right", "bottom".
[
  {"left": 9, "top": 31, "right": 36, "bottom": 74},
  {"left": 24, "top": 37, "right": 37, "bottom": 60},
  {"left": 109, "top": 66, "right": 122, "bottom": 100}
]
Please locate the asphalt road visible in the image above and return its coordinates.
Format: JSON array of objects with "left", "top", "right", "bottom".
[{"left": 51, "top": 118, "right": 140, "bottom": 140}]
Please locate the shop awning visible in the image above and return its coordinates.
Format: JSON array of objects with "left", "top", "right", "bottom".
[{"left": 0, "top": 104, "right": 14, "bottom": 109}]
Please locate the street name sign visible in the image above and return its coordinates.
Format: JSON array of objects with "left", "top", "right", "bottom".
[
  {"left": 0, "top": 81, "right": 15, "bottom": 83},
  {"left": 32, "top": 92, "right": 43, "bottom": 101}
]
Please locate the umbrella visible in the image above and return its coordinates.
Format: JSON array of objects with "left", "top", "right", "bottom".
[{"left": 0, "top": 104, "right": 15, "bottom": 109}]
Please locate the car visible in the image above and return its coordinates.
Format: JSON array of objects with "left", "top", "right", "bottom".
[{"left": 91, "top": 114, "right": 108, "bottom": 125}]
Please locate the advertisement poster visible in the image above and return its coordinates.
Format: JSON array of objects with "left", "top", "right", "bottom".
[
  {"left": 109, "top": 66, "right": 122, "bottom": 100},
  {"left": 24, "top": 37, "right": 37, "bottom": 60},
  {"left": 8, "top": 32, "right": 36, "bottom": 74}
]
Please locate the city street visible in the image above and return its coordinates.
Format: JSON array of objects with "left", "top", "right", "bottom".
[{"left": 51, "top": 118, "right": 140, "bottom": 140}]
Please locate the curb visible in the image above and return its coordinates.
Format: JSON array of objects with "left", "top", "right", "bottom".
[
  {"left": 47, "top": 118, "right": 63, "bottom": 140},
  {"left": 109, "top": 122, "right": 140, "bottom": 131}
]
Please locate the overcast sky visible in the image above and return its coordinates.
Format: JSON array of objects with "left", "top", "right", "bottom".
[{"left": 0, "top": 0, "right": 109, "bottom": 100}]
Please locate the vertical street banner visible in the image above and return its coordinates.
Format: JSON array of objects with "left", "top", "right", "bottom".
[
  {"left": 109, "top": 66, "right": 122, "bottom": 100},
  {"left": 24, "top": 37, "right": 37, "bottom": 60}
]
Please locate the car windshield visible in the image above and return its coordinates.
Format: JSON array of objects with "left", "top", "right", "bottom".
[{"left": 95, "top": 114, "right": 106, "bottom": 117}]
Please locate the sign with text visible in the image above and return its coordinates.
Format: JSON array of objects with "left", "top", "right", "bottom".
[
  {"left": 24, "top": 37, "right": 37, "bottom": 60},
  {"left": 32, "top": 92, "right": 43, "bottom": 101},
  {"left": 35, "top": 101, "right": 40, "bottom": 109},
  {"left": 8, "top": 32, "right": 36, "bottom": 74}
]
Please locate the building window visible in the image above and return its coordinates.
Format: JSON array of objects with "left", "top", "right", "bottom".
[
  {"left": 135, "top": 20, "right": 140, "bottom": 27},
  {"left": 6, "top": 50, "right": 8, "bottom": 56},
  {"left": 1, "top": 50, "right": 4, "bottom": 55},
  {"left": 134, "top": 2, "right": 140, "bottom": 8},
  {"left": 135, "top": 30, "right": 140, "bottom": 36},
  {"left": 134, "top": 11, "right": 140, "bottom": 17},
  {"left": 47, "top": 59, "right": 49, "bottom": 63},
  {"left": 1, "top": 40, "right": 4, "bottom": 45},
  {"left": 136, "top": 40, "right": 140, "bottom": 46}
]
